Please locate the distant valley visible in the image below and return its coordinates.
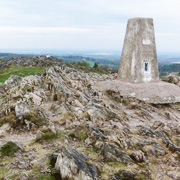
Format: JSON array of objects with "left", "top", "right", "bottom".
[{"left": 0, "top": 50, "right": 180, "bottom": 77}]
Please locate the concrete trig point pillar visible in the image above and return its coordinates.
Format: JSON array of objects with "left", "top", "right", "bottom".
[{"left": 118, "top": 18, "right": 159, "bottom": 82}]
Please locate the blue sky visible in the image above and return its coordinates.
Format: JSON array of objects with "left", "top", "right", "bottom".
[{"left": 0, "top": 0, "right": 180, "bottom": 52}]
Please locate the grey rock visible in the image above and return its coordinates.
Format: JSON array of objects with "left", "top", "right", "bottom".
[
  {"left": 55, "top": 146, "right": 98, "bottom": 180},
  {"left": 130, "top": 150, "right": 147, "bottom": 162},
  {"left": 111, "top": 174, "right": 122, "bottom": 180},
  {"left": 0, "top": 123, "right": 11, "bottom": 133},
  {"left": 15, "top": 103, "right": 30, "bottom": 119},
  {"left": 89, "top": 126, "right": 105, "bottom": 142},
  {"left": 36, "top": 130, "right": 44, "bottom": 141},
  {"left": 118, "top": 170, "right": 135, "bottom": 180},
  {"left": 101, "top": 143, "right": 133, "bottom": 162},
  {"left": 44, "top": 67, "right": 71, "bottom": 102},
  {"left": 166, "top": 140, "right": 180, "bottom": 152},
  {"left": 167, "top": 172, "right": 180, "bottom": 180},
  {"left": 152, "top": 144, "right": 166, "bottom": 156},
  {"left": 0, "top": 85, "right": 6, "bottom": 94},
  {"left": 5, "top": 75, "right": 22, "bottom": 87},
  {"left": 48, "top": 122, "right": 58, "bottom": 134},
  {"left": 152, "top": 121, "right": 165, "bottom": 130},
  {"left": 139, "top": 126, "right": 156, "bottom": 137}
]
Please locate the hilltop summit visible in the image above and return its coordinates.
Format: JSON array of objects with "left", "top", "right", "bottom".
[{"left": 0, "top": 64, "right": 180, "bottom": 179}]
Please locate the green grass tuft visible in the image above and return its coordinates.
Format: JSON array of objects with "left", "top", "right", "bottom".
[
  {"left": 75, "top": 130, "right": 88, "bottom": 141},
  {"left": 0, "top": 111, "right": 16, "bottom": 126},
  {"left": 23, "top": 111, "right": 46, "bottom": 127},
  {"left": 135, "top": 173, "right": 146, "bottom": 180},
  {"left": 0, "top": 142, "right": 19, "bottom": 157},
  {"left": 34, "top": 173, "right": 55, "bottom": 180},
  {"left": 39, "top": 132, "right": 57, "bottom": 141},
  {"left": 0, "top": 166, "right": 8, "bottom": 179},
  {"left": 32, "top": 164, "right": 55, "bottom": 180},
  {"left": 107, "top": 161, "right": 126, "bottom": 168},
  {"left": 0, "top": 113, "right": 16, "bottom": 127}
]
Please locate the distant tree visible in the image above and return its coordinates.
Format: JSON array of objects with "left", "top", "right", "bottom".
[
  {"left": 93, "top": 62, "right": 99, "bottom": 69},
  {"left": 77, "top": 61, "right": 90, "bottom": 67}
]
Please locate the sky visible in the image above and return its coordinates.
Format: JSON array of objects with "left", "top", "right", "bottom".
[{"left": 0, "top": 0, "right": 180, "bottom": 53}]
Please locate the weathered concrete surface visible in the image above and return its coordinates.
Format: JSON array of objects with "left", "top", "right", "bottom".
[
  {"left": 118, "top": 18, "right": 159, "bottom": 83},
  {"left": 96, "top": 80, "right": 180, "bottom": 104}
]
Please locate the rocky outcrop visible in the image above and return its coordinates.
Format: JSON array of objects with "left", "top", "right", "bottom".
[
  {"left": 55, "top": 146, "right": 98, "bottom": 180},
  {"left": 4, "top": 75, "right": 22, "bottom": 87},
  {"left": 43, "top": 66, "right": 71, "bottom": 102},
  {"left": 0, "top": 64, "right": 180, "bottom": 180}
]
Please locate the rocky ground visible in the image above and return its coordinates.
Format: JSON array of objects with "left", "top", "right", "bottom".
[
  {"left": 0, "top": 64, "right": 180, "bottom": 180},
  {"left": 0, "top": 56, "right": 63, "bottom": 68}
]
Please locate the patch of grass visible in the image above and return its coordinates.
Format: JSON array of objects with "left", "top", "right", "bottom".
[
  {"left": 122, "top": 99, "right": 128, "bottom": 105},
  {"left": 0, "top": 65, "right": 45, "bottom": 83},
  {"left": 32, "top": 164, "right": 55, "bottom": 180},
  {"left": 86, "top": 160, "right": 93, "bottom": 166},
  {"left": 98, "top": 162, "right": 127, "bottom": 179},
  {"left": 88, "top": 70, "right": 104, "bottom": 75},
  {"left": 135, "top": 173, "right": 146, "bottom": 180},
  {"left": 34, "top": 173, "right": 54, "bottom": 180},
  {"left": 39, "top": 132, "right": 57, "bottom": 141},
  {"left": 0, "top": 94, "right": 7, "bottom": 99},
  {"left": 83, "top": 147, "right": 99, "bottom": 153},
  {"left": 8, "top": 173, "right": 20, "bottom": 180},
  {"left": 0, "top": 112, "right": 15, "bottom": 127},
  {"left": 0, "top": 166, "right": 8, "bottom": 179},
  {"left": 23, "top": 111, "right": 46, "bottom": 127},
  {"left": 59, "top": 130, "right": 74, "bottom": 137},
  {"left": 0, "top": 142, "right": 19, "bottom": 157},
  {"left": 80, "top": 147, "right": 102, "bottom": 160},
  {"left": 39, "top": 127, "right": 49, "bottom": 134},
  {"left": 107, "top": 161, "right": 126, "bottom": 168},
  {"left": 75, "top": 130, "right": 88, "bottom": 141}
]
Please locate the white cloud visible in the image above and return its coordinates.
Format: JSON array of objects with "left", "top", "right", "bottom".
[{"left": 0, "top": 0, "right": 180, "bottom": 51}]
